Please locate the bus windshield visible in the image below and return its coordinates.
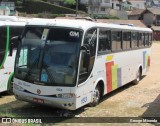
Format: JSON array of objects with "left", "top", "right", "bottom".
[{"left": 15, "top": 27, "right": 83, "bottom": 86}]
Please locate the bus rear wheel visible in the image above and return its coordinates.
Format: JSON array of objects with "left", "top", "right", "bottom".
[
  {"left": 89, "top": 85, "right": 101, "bottom": 107},
  {"left": 133, "top": 68, "right": 141, "bottom": 84}
]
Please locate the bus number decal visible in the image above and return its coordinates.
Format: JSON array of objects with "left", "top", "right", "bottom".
[{"left": 81, "top": 97, "right": 87, "bottom": 104}]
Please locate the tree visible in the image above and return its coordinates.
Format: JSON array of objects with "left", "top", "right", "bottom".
[{"left": 64, "top": 0, "right": 76, "bottom": 5}]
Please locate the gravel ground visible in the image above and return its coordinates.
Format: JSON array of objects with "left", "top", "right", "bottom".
[{"left": 0, "top": 42, "right": 160, "bottom": 126}]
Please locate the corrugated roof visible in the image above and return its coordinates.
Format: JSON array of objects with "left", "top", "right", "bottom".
[
  {"left": 151, "top": 26, "right": 160, "bottom": 31},
  {"left": 147, "top": 8, "right": 160, "bottom": 15},
  {"left": 128, "top": 9, "right": 145, "bottom": 15}
]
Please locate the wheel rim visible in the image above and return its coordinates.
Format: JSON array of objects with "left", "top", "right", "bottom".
[{"left": 93, "top": 87, "right": 100, "bottom": 103}]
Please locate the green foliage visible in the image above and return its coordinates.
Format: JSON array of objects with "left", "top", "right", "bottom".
[
  {"left": 16, "top": 0, "right": 77, "bottom": 14},
  {"left": 37, "top": 13, "right": 65, "bottom": 18},
  {"left": 93, "top": 14, "right": 120, "bottom": 19},
  {"left": 64, "top": 0, "right": 76, "bottom": 5}
]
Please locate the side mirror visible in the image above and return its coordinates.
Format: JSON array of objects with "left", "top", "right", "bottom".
[
  {"left": 9, "top": 36, "right": 21, "bottom": 56},
  {"left": 81, "top": 45, "right": 90, "bottom": 68},
  {"left": 83, "top": 52, "right": 90, "bottom": 68}
]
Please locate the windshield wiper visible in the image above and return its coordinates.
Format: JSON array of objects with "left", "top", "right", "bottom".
[
  {"left": 42, "top": 62, "right": 56, "bottom": 84},
  {"left": 24, "top": 57, "right": 39, "bottom": 80},
  {"left": 18, "top": 65, "right": 28, "bottom": 68}
]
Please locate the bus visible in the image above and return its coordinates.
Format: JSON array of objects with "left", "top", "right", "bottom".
[
  {"left": 13, "top": 19, "right": 152, "bottom": 110},
  {"left": 0, "top": 21, "right": 26, "bottom": 94}
]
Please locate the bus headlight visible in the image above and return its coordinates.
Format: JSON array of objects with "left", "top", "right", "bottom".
[
  {"left": 14, "top": 84, "right": 24, "bottom": 91},
  {"left": 56, "top": 93, "right": 75, "bottom": 98}
]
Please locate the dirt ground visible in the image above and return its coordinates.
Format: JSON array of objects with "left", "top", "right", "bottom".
[{"left": 0, "top": 42, "right": 160, "bottom": 125}]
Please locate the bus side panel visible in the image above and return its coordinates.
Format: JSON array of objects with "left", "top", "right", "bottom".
[{"left": 117, "top": 68, "right": 122, "bottom": 87}]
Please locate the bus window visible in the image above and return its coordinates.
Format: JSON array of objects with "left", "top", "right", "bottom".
[
  {"left": 131, "top": 32, "right": 138, "bottom": 48},
  {"left": 149, "top": 33, "right": 152, "bottom": 46},
  {"left": 98, "top": 29, "right": 111, "bottom": 54},
  {"left": 138, "top": 33, "right": 144, "bottom": 47},
  {"left": 10, "top": 26, "right": 24, "bottom": 49},
  {"left": 0, "top": 27, "right": 7, "bottom": 67},
  {"left": 111, "top": 31, "right": 122, "bottom": 51},
  {"left": 123, "top": 32, "right": 131, "bottom": 50},
  {"left": 79, "top": 28, "right": 97, "bottom": 84},
  {"left": 144, "top": 33, "right": 149, "bottom": 46}
]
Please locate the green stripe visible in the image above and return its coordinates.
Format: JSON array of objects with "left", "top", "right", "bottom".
[{"left": 0, "top": 26, "right": 10, "bottom": 69}]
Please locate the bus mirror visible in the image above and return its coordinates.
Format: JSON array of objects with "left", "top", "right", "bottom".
[
  {"left": 81, "top": 44, "right": 90, "bottom": 52},
  {"left": 81, "top": 45, "right": 90, "bottom": 68},
  {"left": 83, "top": 52, "right": 90, "bottom": 68},
  {"left": 9, "top": 42, "right": 13, "bottom": 56},
  {"left": 9, "top": 36, "right": 21, "bottom": 56}
]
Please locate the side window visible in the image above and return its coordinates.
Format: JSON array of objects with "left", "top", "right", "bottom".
[
  {"left": 149, "top": 33, "right": 152, "bottom": 46},
  {"left": 79, "top": 28, "right": 97, "bottom": 84},
  {"left": 144, "top": 33, "right": 149, "bottom": 46},
  {"left": 131, "top": 32, "right": 138, "bottom": 48},
  {"left": 98, "top": 29, "right": 111, "bottom": 54},
  {"left": 123, "top": 32, "right": 131, "bottom": 50},
  {"left": 112, "top": 31, "right": 122, "bottom": 51},
  {"left": 138, "top": 33, "right": 143, "bottom": 47},
  {"left": 0, "top": 27, "right": 7, "bottom": 67}
]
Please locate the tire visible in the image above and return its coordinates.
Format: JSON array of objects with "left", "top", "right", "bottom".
[
  {"left": 89, "top": 85, "right": 101, "bottom": 107},
  {"left": 133, "top": 68, "right": 141, "bottom": 85},
  {"left": 8, "top": 79, "right": 14, "bottom": 95}
]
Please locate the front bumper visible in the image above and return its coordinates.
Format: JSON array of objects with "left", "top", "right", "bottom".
[{"left": 13, "top": 88, "right": 76, "bottom": 110}]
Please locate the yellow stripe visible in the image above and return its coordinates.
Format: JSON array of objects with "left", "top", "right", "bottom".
[{"left": 106, "top": 55, "right": 113, "bottom": 61}]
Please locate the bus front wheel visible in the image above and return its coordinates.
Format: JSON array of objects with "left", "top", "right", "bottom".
[
  {"left": 8, "top": 78, "right": 14, "bottom": 95},
  {"left": 89, "top": 85, "right": 101, "bottom": 107}
]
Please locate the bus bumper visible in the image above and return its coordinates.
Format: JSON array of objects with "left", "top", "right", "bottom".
[{"left": 13, "top": 89, "right": 76, "bottom": 110}]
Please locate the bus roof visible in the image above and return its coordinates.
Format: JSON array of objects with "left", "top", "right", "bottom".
[
  {"left": 26, "top": 19, "right": 152, "bottom": 32},
  {"left": 0, "top": 20, "right": 26, "bottom": 27},
  {"left": 0, "top": 16, "right": 29, "bottom": 22}
]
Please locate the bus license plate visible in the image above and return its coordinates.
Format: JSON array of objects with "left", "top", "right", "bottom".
[{"left": 33, "top": 98, "right": 44, "bottom": 103}]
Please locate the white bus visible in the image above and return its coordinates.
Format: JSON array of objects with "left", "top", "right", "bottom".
[
  {"left": 13, "top": 19, "right": 152, "bottom": 110},
  {"left": 0, "top": 21, "right": 26, "bottom": 94}
]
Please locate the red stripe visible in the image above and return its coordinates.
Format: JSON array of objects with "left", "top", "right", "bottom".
[{"left": 105, "top": 61, "right": 114, "bottom": 93}]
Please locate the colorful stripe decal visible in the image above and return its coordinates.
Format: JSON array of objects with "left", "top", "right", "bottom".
[
  {"left": 105, "top": 61, "right": 122, "bottom": 93},
  {"left": 148, "top": 56, "right": 150, "bottom": 66},
  {"left": 112, "top": 64, "right": 118, "bottom": 90},
  {"left": 106, "top": 55, "right": 113, "bottom": 61},
  {"left": 143, "top": 51, "right": 150, "bottom": 69},
  {"left": 105, "top": 61, "right": 114, "bottom": 93}
]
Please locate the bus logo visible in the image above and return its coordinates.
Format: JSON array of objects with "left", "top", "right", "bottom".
[
  {"left": 37, "top": 89, "right": 41, "bottom": 94},
  {"left": 69, "top": 31, "right": 79, "bottom": 37}
]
